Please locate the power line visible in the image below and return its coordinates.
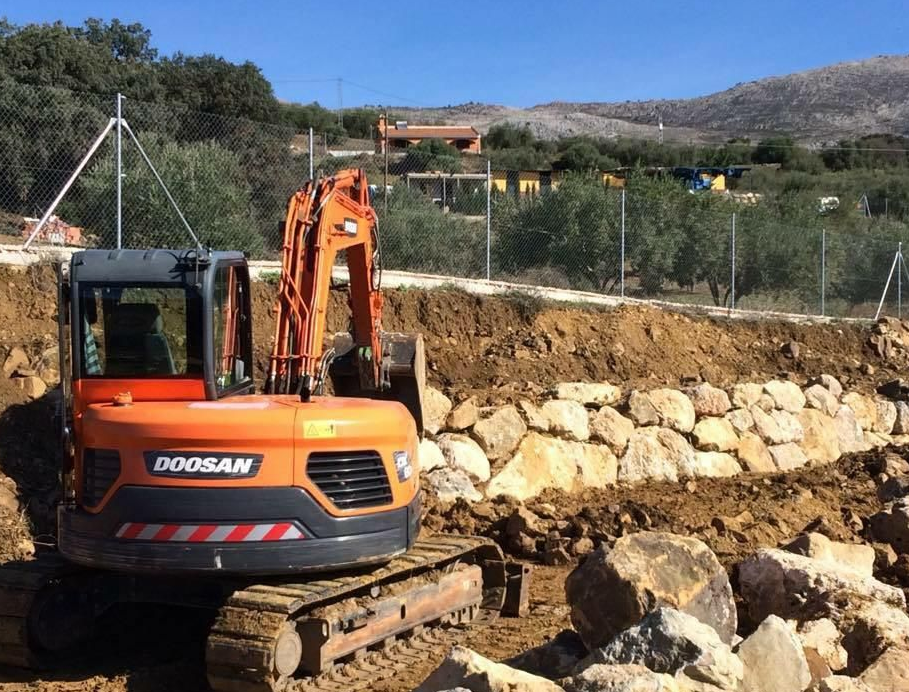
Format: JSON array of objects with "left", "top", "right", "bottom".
[{"left": 271, "top": 76, "right": 430, "bottom": 108}]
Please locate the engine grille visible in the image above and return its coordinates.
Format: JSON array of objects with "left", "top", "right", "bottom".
[
  {"left": 82, "top": 448, "right": 121, "bottom": 507},
  {"left": 306, "top": 451, "right": 393, "bottom": 510}
]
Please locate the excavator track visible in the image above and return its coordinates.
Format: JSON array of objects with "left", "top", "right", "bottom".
[{"left": 206, "top": 535, "right": 527, "bottom": 692}]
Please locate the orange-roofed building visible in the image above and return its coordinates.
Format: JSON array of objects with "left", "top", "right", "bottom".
[{"left": 376, "top": 115, "right": 481, "bottom": 154}]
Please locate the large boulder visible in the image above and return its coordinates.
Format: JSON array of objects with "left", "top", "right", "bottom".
[
  {"left": 751, "top": 406, "right": 804, "bottom": 444},
  {"left": 783, "top": 533, "right": 875, "bottom": 578},
  {"left": 858, "top": 646, "right": 909, "bottom": 692},
  {"left": 726, "top": 408, "right": 755, "bottom": 434},
  {"left": 869, "top": 499, "right": 909, "bottom": 553},
  {"left": 565, "top": 532, "right": 737, "bottom": 650},
  {"left": 731, "top": 383, "right": 764, "bottom": 410},
  {"left": 842, "top": 393, "right": 878, "bottom": 432},
  {"left": 873, "top": 400, "right": 897, "bottom": 435},
  {"left": 1, "top": 346, "right": 28, "bottom": 376},
  {"left": 686, "top": 383, "right": 732, "bottom": 417},
  {"left": 844, "top": 601, "right": 909, "bottom": 673},
  {"left": 893, "top": 401, "right": 909, "bottom": 435},
  {"left": 519, "top": 400, "right": 550, "bottom": 432},
  {"left": 562, "top": 664, "right": 678, "bottom": 692},
  {"left": 691, "top": 417, "right": 739, "bottom": 452},
  {"left": 583, "top": 608, "right": 743, "bottom": 690},
  {"left": 554, "top": 381, "right": 622, "bottom": 407},
  {"left": 435, "top": 433, "right": 491, "bottom": 482},
  {"left": 416, "top": 646, "right": 563, "bottom": 692},
  {"left": 796, "top": 619, "right": 849, "bottom": 674},
  {"left": 737, "top": 432, "right": 776, "bottom": 473},
  {"left": 798, "top": 410, "right": 842, "bottom": 465},
  {"left": 446, "top": 397, "right": 480, "bottom": 431},
  {"left": 419, "top": 438, "right": 446, "bottom": 472},
  {"left": 619, "top": 427, "right": 695, "bottom": 483},
  {"left": 764, "top": 380, "right": 807, "bottom": 413},
  {"left": 810, "top": 677, "right": 874, "bottom": 692},
  {"left": 685, "top": 452, "right": 742, "bottom": 479},
  {"left": 15, "top": 376, "right": 46, "bottom": 400},
  {"left": 424, "top": 387, "right": 454, "bottom": 435},
  {"left": 769, "top": 443, "right": 809, "bottom": 470},
  {"left": 833, "top": 405, "right": 867, "bottom": 454},
  {"left": 737, "top": 549, "right": 906, "bottom": 626},
  {"left": 737, "top": 615, "right": 811, "bottom": 692},
  {"left": 627, "top": 389, "right": 696, "bottom": 433},
  {"left": 542, "top": 400, "right": 591, "bottom": 441},
  {"left": 804, "top": 384, "right": 840, "bottom": 417},
  {"left": 590, "top": 406, "right": 635, "bottom": 455},
  {"left": 425, "top": 468, "right": 482, "bottom": 504},
  {"left": 485, "top": 433, "right": 616, "bottom": 502},
  {"left": 471, "top": 406, "right": 527, "bottom": 461},
  {"left": 808, "top": 374, "right": 844, "bottom": 401}
]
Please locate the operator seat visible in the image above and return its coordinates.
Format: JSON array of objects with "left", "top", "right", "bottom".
[{"left": 105, "top": 303, "right": 176, "bottom": 376}]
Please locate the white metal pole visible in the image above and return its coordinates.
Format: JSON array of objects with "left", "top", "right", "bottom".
[
  {"left": 820, "top": 228, "right": 826, "bottom": 317},
  {"left": 899, "top": 242, "right": 903, "bottom": 319},
  {"left": 486, "top": 159, "right": 491, "bottom": 281},
  {"left": 308, "top": 127, "right": 314, "bottom": 181},
  {"left": 730, "top": 212, "right": 736, "bottom": 311},
  {"left": 23, "top": 118, "right": 117, "bottom": 250},
  {"left": 875, "top": 249, "right": 901, "bottom": 321},
  {"left": 620, "top": 189, "right": 626, "bottom": 298},
  {"left": 116, "top": 93, "right": 123, "bottom": 249}
]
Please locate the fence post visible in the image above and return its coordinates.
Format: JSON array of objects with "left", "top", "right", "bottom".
[
  {"left": 116, "top": 93, "right": 123, "bottom": 249},
  {"left": 820, "top": 228, "right": 826, "bottom": 316},
  {"left": 486, "top": 159, "right": 491, "bottom": 281},
  {"left": 730, "top": 212, "right": 736, "bottom": 311},
  {"left": 620, "top": 189, "right": 626, "bottom": 298},
  {"left": 900, "top": 242, "right": 903, "bottom": 319},
  {"left": 308, "top": 127, "right": 314, "bottom": 181}
]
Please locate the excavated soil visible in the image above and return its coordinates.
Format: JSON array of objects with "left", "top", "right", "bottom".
[{"left": 0, "top": 263, "right": 907, "bottom": 690}]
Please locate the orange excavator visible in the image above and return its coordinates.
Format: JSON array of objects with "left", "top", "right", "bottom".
[{"left": 0, "top": 169, "right": 527, "bottom": 691}]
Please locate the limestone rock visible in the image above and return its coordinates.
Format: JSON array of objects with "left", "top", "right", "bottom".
[
  {"left": 769, "top": 443, "right": 809, "bottom": 470},
  {"left": 810, "top": 677, "right": 873, "bottom": 692},
  {"left": 641, "top": 389, "right": 696, "bottom": 433},
  {"left": 686, "top": 383, "right": 732, "bottom": 417},
  {"left": 858, "top": 646, "right": 909, "bottom": 692},
  {"left": 738, "top": 432, "right": 776, "bottom": 473},
  {"left": 796, "top": 619, "right": 849, "bottom": 673},
  {"left": 731, "top": 383, "right": 764, "bottom": 409},
  {"left": 737, "top": 549, "right": 906, "bottom": 627},
  {"left": 893, "top": 401, "right": 909, "bottom": 435},
  {"left": 2, "top": 346, "right": 28, "bottom": 376},
  {"left": 416, "top": 645, "right": 563, "bottom": 692},
  {"left": 692, "top": 417, "right": 739, "bottom": 452},
  {"left": 446, "top": 397, "right": 479, "bottom": 431},
  {"left": 584, "top": 608, "right": 743, "bottom": 690},
  {"left": 845, "top": 601, "right": 909, "bottom": 673},
  {"left": 869, "top": 499, "right": 909, "bottom": 553},
  {"left": 737, "top": 615, "right": 811, "bottom": 692},
  {"left": 485, "top": 433, "right": 616, "bottom": 502},
  {"left": 565, "top": 532, "right": 737, "bottom": 650},
  {"left": 519, "top": 400, "right": 550, "bottom": 432},
  {"left": 873, "top": 400, "right": 897, "bottom": 434},
  {"left": 555, "top": 381, "right": 621, "bottom": 407},
  {"left": 418, "top": 438, "right": 446, "bottom": 472},
  {"left": 752, "top": 406, "right": 804, "bottom": 444},
  {"left": 425, "top": 468, "right": 482, "bottom": 504},
  {"left": 764, "top": 380, "right": 807, "bottom": 413},
  {"left": 563, "top": 664, "right": 679, "bottom": 692},
  {"left": 472, "top": 406, "right": 527, "bottom": 460},
  {"left": 726, "top": 408, "right": 755, "bottom": 434},
  {"left": 783, "top": 533, "right": 875, "bottom": 577},
  {"left": 842, "top": 393, "right": 877, "bottom": 431},
  {"left": 685, "top": 452, "right": 742, "bottom": 479},
  {"left": 628, "top": 390, "right": 660, "bottom": 426},
  {"left": 804, "top": 384, "right": 840, "bottom": 417},
  {"left": 798, "top": 410, "right": 842, "bottom": 465},
  {"left": 619, "top": 427, "right": 695, "bottom": 483},
  {"left": 542, "top": 400, "right": 590, "bottom": 441},
  {"left": 0, "top": 484, "right": 19, "bottom": 513},
  {"left": 590, "top": 406, "right": 635, "bottom": 455},
  {"left": 435, "top": 433, "right": 491, "bottom": 482},
  {"left": 834, "top": 405, "right": 867, "bottom": 454},
  {"left": 424, "top": 387, "right": 453, "bottom": 435},
  {"left": 809, "top": 374, "right": 844, "bottom": 401}
]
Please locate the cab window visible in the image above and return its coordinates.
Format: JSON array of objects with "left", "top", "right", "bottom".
[{"left": 212, "top": 265, "right": 252, "bottom": 395}]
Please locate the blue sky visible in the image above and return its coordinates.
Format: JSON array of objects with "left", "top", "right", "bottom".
[{"left": 3, "top": 0, "right": 907, "bottom": 108}]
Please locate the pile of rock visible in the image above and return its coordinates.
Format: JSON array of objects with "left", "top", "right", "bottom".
[
  {"left": 420, "top": 376, "right": 909, "bottom": 505},
  {"left": 2, "top": 345, "right": 58, "bottom": 399},
  {"left": 417, "top": 531, "right": 909, "bottom": 692}
]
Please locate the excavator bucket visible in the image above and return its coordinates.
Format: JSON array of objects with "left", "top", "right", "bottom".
[{"left": 329, "top": 332, "right": 426, "bottom": 433}]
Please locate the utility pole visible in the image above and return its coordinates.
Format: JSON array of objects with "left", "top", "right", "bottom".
[{"left": 383, "top": 110, "right": 389, "bottom": 216}]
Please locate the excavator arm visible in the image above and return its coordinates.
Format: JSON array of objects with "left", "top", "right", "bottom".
[{"left": 266, "top": 169, "right": 425, "bottom": 430}]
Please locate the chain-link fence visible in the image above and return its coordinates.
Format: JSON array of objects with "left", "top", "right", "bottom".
[{"left": 4, "top": 81, "right": 909, "bottom": 319}]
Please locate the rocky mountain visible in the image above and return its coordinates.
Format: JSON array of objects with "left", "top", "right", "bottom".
[{"left": 393, "top": 54, "right": 909, "bottom": 143}]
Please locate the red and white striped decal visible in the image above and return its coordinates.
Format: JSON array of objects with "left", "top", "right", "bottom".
[{"left": 115, "top": 522, "right": 304, "bottom": 542}]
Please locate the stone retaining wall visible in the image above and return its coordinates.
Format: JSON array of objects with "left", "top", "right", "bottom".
[{"left": 421, "top": 375, "right": 909, "bottom": 504}]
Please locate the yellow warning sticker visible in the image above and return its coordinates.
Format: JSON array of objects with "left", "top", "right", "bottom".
[{"left": 304, "top": 421, "right": 337, "bottom": 439}]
